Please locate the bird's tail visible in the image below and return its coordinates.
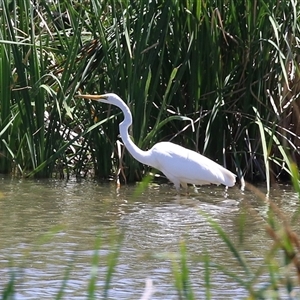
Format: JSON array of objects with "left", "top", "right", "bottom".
[{"left": 222, "top": 169, "right": 236, "bottom": 187}]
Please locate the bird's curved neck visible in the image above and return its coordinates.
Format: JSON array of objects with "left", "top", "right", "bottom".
[{"left": 118, "top": 101, "right": 152, "bottom": 166}]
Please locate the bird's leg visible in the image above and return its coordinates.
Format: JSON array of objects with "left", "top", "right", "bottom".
[
  {"left": 223, "top": 186, "right": 229, "bottom": 198},
  {"left": 192, "top": 184, "right": 198, "bottom": 193},
  {"left": 180, "top": 182, "right": 189, "bottom": 195},
  {"left": 174, "top": 183, "right": 181, "bottom": 193}
]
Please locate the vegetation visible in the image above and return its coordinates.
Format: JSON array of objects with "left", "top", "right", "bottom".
[
  {"left": 2, "top": 1, "right": 300, "bottom": 297},
  {"left": 1, "top": 0, "right": 300, "bottom": 187}
]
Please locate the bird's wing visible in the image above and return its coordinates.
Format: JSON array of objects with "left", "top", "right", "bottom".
[{"left": 151, "top": 142, "right": 236, "bottom": 186}]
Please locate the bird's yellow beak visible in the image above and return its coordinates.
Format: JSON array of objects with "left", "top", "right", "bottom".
[{"left": 76, "top": 94, "right": 108, "bottom": 101}]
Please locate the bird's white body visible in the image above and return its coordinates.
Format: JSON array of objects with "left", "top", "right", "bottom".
[
  {"left": 80, "top": 93, "right": 236, "bottom": 191},
  {"left": 148, "top": 142, "right": 235, "bottom": 190}
]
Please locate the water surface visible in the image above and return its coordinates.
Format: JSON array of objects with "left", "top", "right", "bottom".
[{"left": 0, "top": 176, "right": 299, "bottom": 299}]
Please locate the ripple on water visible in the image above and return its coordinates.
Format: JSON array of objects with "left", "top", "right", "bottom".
[{"left": 0, "top": 178, "right": 299, "bottom": 299}]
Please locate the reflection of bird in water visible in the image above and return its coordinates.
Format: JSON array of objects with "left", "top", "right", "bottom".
[{"left": 78, "top": 93, "right": 236, "bottom": 191}]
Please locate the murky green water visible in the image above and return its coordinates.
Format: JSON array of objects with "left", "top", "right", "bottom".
[{"left": 0, "top": 176, "right": 299, "bottom": 299}]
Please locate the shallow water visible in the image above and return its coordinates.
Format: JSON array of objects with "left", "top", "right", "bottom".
[{"left": 0, "top": 176, "right": 299, "bottom": 299}]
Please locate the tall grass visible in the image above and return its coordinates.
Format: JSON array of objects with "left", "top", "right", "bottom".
[
  {"left": 77, "top": 0, "right": 300, "bottom": 184},
  {"left": 0, "top": 0, "right": 102, "bottom": 178},
  {"left": 0, "top": 0, "right": 299, "bottom": 183}
]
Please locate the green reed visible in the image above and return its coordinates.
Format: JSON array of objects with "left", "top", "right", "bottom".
[
  {"left": 76, "top": 0, "right": 300, "bottom": 183},
  {"left": 1, "top": 0, "right": 94, "bottom": 177},
  {"left": 0, "top": 0, "right": 299, "bottom": 183}
]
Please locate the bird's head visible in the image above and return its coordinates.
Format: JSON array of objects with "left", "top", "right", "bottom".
[{"left": 76, "top": 93, "right": 122, "bottom": 106}]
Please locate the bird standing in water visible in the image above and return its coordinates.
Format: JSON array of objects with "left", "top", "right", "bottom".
[{"left": 78, "top": 93, "right": 236, "bottom": 191}]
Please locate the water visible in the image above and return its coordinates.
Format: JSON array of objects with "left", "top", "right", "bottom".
[{"left": 0, "top": 176, "right": 299, "bottom": 299}]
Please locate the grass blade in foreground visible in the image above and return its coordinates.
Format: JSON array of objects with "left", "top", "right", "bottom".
[
  {"left": 171, "top": 241, "right": 195, "bottom": 300},
  {"left": 102, "top": 234, "right": 123, "bottom": 299}
]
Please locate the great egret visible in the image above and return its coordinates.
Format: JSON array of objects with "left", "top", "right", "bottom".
[{"left": 79, "top": 93, "right": 236, "bottom": 191}]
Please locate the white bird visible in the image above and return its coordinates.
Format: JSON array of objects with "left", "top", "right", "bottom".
[{"left": 78, "top": 93, "right": 236, "bottom": 191}]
